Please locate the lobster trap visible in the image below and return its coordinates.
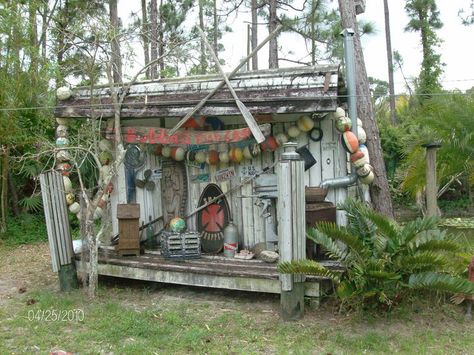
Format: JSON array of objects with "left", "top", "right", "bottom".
[{"left": 160, "top": 231, "right": 201, "bottom": 260}]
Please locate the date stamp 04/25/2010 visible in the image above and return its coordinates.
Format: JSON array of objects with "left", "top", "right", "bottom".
[{"left": 27, "top": 309, "right": 84, "bottom": 322}]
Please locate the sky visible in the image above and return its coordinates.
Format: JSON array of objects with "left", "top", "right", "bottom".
[{"left": 120, "top": 0, "right": 474, "bottom": 94}]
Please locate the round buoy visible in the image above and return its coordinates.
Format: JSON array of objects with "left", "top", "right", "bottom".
[
  {"left": 207, "top": 150, "right": 219, "bottom": 165},
  {"left": 358, "top": 127, "right": 367, "bottom": 144},
  {"left": 297, "top": 115, "right": 315, "bottom": 132},
  {"left": 55, "top": 125, "right": 68, "bottom": 138},
  {"left": 359, "top": 170, "right": 375, "bottom": 185},
  {"left": 56, "top": 86, "right": 72, "bottom": 100},
  {"left": 275, "top": 132, "right": 288, "bottom": 146},
  {"left": 359, "top": 144, "right": 370, "bottom": 163},
  {"left": 69, "top": 202, "right": 81, "bottom": 214},
  {"left": 335, "top": 116, "right": 352, "bottom": 133},
  {"left": 229, "top": 147, "right": 243, "bottom": 163},
  {"left": 56, "top": 150, "right": 71, "bottom": 162},
  {"left": 65, "top": 193, "right": 75, "bottom": 205},
  {"left": 350, "top": 150, "right": 367, "bottom": 168},
  {"left": 287, "top": 126, "right": 301, "bottom": 139},
  {"left": 57, "top": 162, "right": 72, "bottom": 176},
  {"left": 357, "top": 117, "right": 363, "bottom": 127},
  {"left": 55, "top": 117, "right": 70, "bottom": 126},
  {"left": 161, "top": 146, "right": 171, "bottom": 158},
  {"left": 55, "top": 137, "right": 69, "bottom": 147},
  {"left": 93, "top": 207, "right": 103, "bottom": 220},
  {"left": 100, "top": 165, "right": 112, "bottom": 184},
  {"left": 219, "top": 151, "right": 230, "bottom": 163},
  {"left": 356, "top": 163, "right": 373, "bottom": 177},
  {"left": 341, "top": 131, "right": 359, "bottom": 153},
  {"left": 170, "top": 217, "right": 186, "bottom": 233},
  {"left": 171, "top": 147, "right": 185, "bottom": 161},
  {"left": 243, "top": 146, "right": 253, "bottom": 160},
  {"left": 153, "top": 144, "right": 162, "bottom": 156},
  {"left": 260, "top": 136, "right": 279, "bottom": 151},
  {"left": 195, "top": 151, "right": 206, "bottom": 163},
  {"left": 333, "top": 107, "right": 345, "bottom": 119}
]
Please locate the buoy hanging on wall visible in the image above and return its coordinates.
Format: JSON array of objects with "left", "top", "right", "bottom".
[
  {"left": 297, "top": 115, "right": 314, "bottom": 132},
  {"left": 341, "top": 131, "right": 359, "bottom": 153}
]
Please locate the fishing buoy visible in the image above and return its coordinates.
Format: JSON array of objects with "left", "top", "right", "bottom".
[
  {"left": 56, "top": 86, "right": 72, "bottom": 100},
  {"left": 359, "top": 170, "right": 375, "bottom": 185},
  {"left": 335, "top": 116, "right": 352, "bottom": 133},
  {"left": 105, "top": 182, "right": 114, "bottom": 194},
  {"left": 260, "top": 136, "right": 279, "bottom": 152},
  {"left": 65, "top": 193, "right": 75, "bottom": 205},
  {"left": 93, "top": 207, "right": 103, "bottom": 220},
  {"left": 297, "top": 115, "right": 314, "bottom": 132},
  {"left": 219, "top": 151, "right": 230, "bottom": 163},
  {"left": 161, "top": 146, "right": 171, "bottom": 158},
  {"left": 350, "top": 150, "right": 367, "bottom": 168},
  {"left": 153, "top": 144, "right": 162, "bottom": 156},
  {"left": 275, "top": 132, "right": 288, "bottom": 146},
  {"left": 63, "top": 176, "right": 73, "bottom": 193},
  {"left": 356, "top": 163, "right": 373, "bottom": 177},
  {"left": 99, "top": 165, "right": 112, "bottom": 185},
  {"left": 69, "top": 202, "right": 81, "bottom": 214},
  {"left": 171, "top": 147, "right": 185, "bottom": 161},
  {"left": 359, "top": 144, "right": 370, "bottom": 163},
  {"left": 99, "top": 139, "right": 113, "bottom": 152},
  {"left": 56, "top": 162, "right": 72, "bottom": 176},
  {"left": 229, "top": 147, "right": 243, "bottom": 163},
  {"left": 56, "top": 150, "right": 71, "bottom": 162},
  {"left": 357, "top": 118, "right": 363, "bottom": 127},
  {"left": 243, "top": 146, "right": 253, "bottom": 160},
  {"left": 287, "top": 126, "right": 301, "bottom": 139},
  {"left": 358, "top": 127, "right": 367, "bottom": 144},
  {"left": 55, "top": 125, "right": 68, "bottom": 138},
  {"left": 207, "top": 150, "right": 219, "bottom": 165},
  {"left": 55, "top": 137, "right": 69, "bottom": 147},
  {"left": 55, "top": 117, "right": 70, "bottom": 126},
  {"left": 99, "top": 151, "right": 113, "bottom": 165},
  {"left": 195, "top": 151, "right": 206, "bottom": 163},
  {"left": 333, "top": 107, "right": 345, "bottom": 119},
  {"left": 170, "top": 217, "right": 186, "bottom": 233},
  {"left": 341, "top": 131, "right": 359, "bottom": 153}
]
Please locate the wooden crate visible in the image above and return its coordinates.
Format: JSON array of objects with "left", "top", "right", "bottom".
[
  {"left": 116, "top": 204, "right": 140, "bottom": 256},
  {"left": 305, "top": 201, "right": 336, "bottom": 260}
]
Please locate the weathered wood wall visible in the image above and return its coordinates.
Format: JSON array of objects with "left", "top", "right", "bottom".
[{"left": 110, "top": 114, "right": 348, "bottom": 248}]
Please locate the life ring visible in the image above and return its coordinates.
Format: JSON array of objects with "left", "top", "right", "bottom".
[{"left": 309, "top": 127, "right": 323, "bottom": 142}]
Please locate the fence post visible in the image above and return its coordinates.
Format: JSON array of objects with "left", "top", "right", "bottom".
[
  {"left": 422, "top": 142, "right": 441, "bottom": 218},
  {"left": 278, "top": 142, "right": 306, "bottom": 320}
]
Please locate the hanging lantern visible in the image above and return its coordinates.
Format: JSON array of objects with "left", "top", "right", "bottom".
[
  {"left": 358, "top": 127, "right": 367, "bottom": 144},
  {"left": 229, "top": 147, "right": 243, "bottom": 163},
  {"left": 207, "top": 150, "right": 219, "bottom": 165},
  {"left": 350, "top": 150, "right": 367, "bottom": 168},
  {"left": 287, "top": 125, "right": 301, "bottom": 139},
  {"left": 335, "top": 116, "right": 352, "bottom": 133},
  {"left": 161, "top": 146, "right": 171, "bottom": 158},
  {"left": 195, "top": 151, "right": 206, "bottom": 163},
  {"left": 341, "top": 131, "right": 359, "bottom": 153},
  {"left": 260, "top": 136, "right": 279, "bottom": 152},
  {"left": 171, "top": 147, "right": 185, "bottom": 161},
  {"left": 297, "top": 115, "right": 315, "bottom": 132},
  {"left": 275, "top": 132, "right": 288, "bottom": 146}
]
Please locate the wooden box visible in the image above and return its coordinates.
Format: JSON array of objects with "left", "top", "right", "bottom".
[
  {"left": 117, "top": 204, "right": 140, "bottom": 256},
  {"left": 305, "top": 201, "right": 336, "bottom": 260}
]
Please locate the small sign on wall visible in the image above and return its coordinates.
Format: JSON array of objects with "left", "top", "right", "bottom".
[
  {"left": 191, "top": 173, "right": 210, "bottom": 183},
  {"left": 240, "top": 165, "right": 258, "bottom": 177},
  {"left": 215, "top": 167, "right": 236, "bottom": 183}
]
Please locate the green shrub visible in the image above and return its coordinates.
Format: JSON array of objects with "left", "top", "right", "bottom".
[
  {"left": 0, "top": 214, "right": 48, "bottom": 245},
  {"left": 278, "top": 199, "right": 474, "bottom": 310}
]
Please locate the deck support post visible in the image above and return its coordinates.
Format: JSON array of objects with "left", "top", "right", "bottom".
[
  {"left": 277, "top": 142, "right": 306, "bottom": 321},
  {"left": 422, "top": 142, "right": 441, "bottom": 218}
]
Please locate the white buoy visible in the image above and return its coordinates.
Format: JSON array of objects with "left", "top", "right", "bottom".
[{"left": 56, "top": 86, "right": 72, "bottom": 100}]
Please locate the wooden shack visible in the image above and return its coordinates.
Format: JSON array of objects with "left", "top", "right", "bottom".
[{"left": 53, "top": 65, "right": 352, "bottom": 304}]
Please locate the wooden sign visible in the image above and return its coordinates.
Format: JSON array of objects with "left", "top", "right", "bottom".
[
  {"left": 215, "top": 167, "right": 236, "bottom": 183},
  {"left": 161, "top": 161, "right": 187, "bottom": 225},
  {"left": 123, "top": 124, "right": 271, "bottom": 145}
]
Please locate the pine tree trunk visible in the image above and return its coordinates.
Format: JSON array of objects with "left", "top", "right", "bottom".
[
  {"left": 0, "top": 147, "right": 9, "bottom": 233},
  {"left": 213, "top": 0, "right": 218, "bottom": 71},
  {"left": 150, "top": 0, "right": 158, "bottom": 79},
  {"left": 251, "top": 0, "right": 258, "bottom": 70},
  {"left": 109, "top": 0, "right": 122, "bottom": 83},
  {"left": 383, "top": 0, "right": 397, "bottom": 125},
  {"left": 158, "top": 0, "right": 165, "bottom": 75},
  {"left": 338, "top": 0, "right": 394, "bottom": 218},
  {"left": 268, "top": 0, "right": 278, "bottom": 69},
  {"left": 141, "top": 0, "right": 150, "bottom": 79},
  {"left": 199, "top": 0, "right": 206, "bottom": 74}
]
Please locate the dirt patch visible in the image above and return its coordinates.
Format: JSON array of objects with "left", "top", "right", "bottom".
[{"left": 0, "top": 243, "right": 57, "bottom": 304}]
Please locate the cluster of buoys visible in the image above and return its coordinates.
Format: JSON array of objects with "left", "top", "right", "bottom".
[
  {"left": 332, "top": 107, "right": 374, "bottom": 185},
  {"left": 56, "top": 86, "right": 114, "bottom": 221}
]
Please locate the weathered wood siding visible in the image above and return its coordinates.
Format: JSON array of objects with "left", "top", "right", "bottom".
[{"left": 110, "top": 115, "right": 348, "bottom": 247}]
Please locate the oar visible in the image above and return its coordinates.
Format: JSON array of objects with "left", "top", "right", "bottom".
[
  {"left": 168, "top": 24, "right": 283, "bottom": 136},
  {"left": 197, "top": 27, "right": 265, "bottom": 143}
]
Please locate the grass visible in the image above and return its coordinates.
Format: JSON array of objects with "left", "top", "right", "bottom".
[{"left": 0, "top": 213, "right": 48, "bottom": 246}]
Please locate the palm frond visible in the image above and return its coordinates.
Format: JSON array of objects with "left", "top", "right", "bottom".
[
  {"left": 19, "top": 194, "right": 43, "bottom": 213},
  {"left": 306, "top": 228, "right": 348, "bottom": 261},
  {"left": 409, "top": 272, "right": 474, "bottom": 295},
  {"left": 277, "top": 260, "right": 340, "bottom": 281},
  {"left": 315, "top": 221, "right": 367, "bottom": 256},
  {"left": 400, "top": 252, "right": 449, "bottom": 273},
  {"left": 415, "top": 240, "right": 461, "bottom": 253},
  {"left": 336, "top": 280, "right": 357, "bottom": 299},
  {"left": 362, "top": 207, "right": 400, "bottom": 243},
  {"left": 365, "top": 270, "right": 401, "bottom": 281},
  {"left": 400, "top": 217, "right": 439, "bottom": 244}
]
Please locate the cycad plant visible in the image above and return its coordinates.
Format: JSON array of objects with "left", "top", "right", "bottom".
[{"left": 278, "top": 199, "right": 474, "bottom": 308}]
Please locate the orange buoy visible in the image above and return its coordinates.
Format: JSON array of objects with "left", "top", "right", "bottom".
[{"left": 341, "top": 131, "right": 359, "bottom": 153}]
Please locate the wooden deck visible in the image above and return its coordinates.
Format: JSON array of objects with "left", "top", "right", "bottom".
[{"left": 75, "top": 246, "right": 342, "bottom": 299}]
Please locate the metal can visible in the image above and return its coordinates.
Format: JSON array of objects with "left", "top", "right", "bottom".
[{"left": 223, "top": 221, "right": 239, "bottom": 258}]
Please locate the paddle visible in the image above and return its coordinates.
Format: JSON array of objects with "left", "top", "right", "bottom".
[{"left": 168, "top": 24, "right": 283, "bottom": 137}]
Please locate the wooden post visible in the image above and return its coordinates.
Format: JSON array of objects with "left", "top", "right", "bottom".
[
  {"left": 422, "top": 142, "right": 441, "bottom": 218},
  {"left": 277, "top": 142, "right": 306, "bottom": 320}
]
